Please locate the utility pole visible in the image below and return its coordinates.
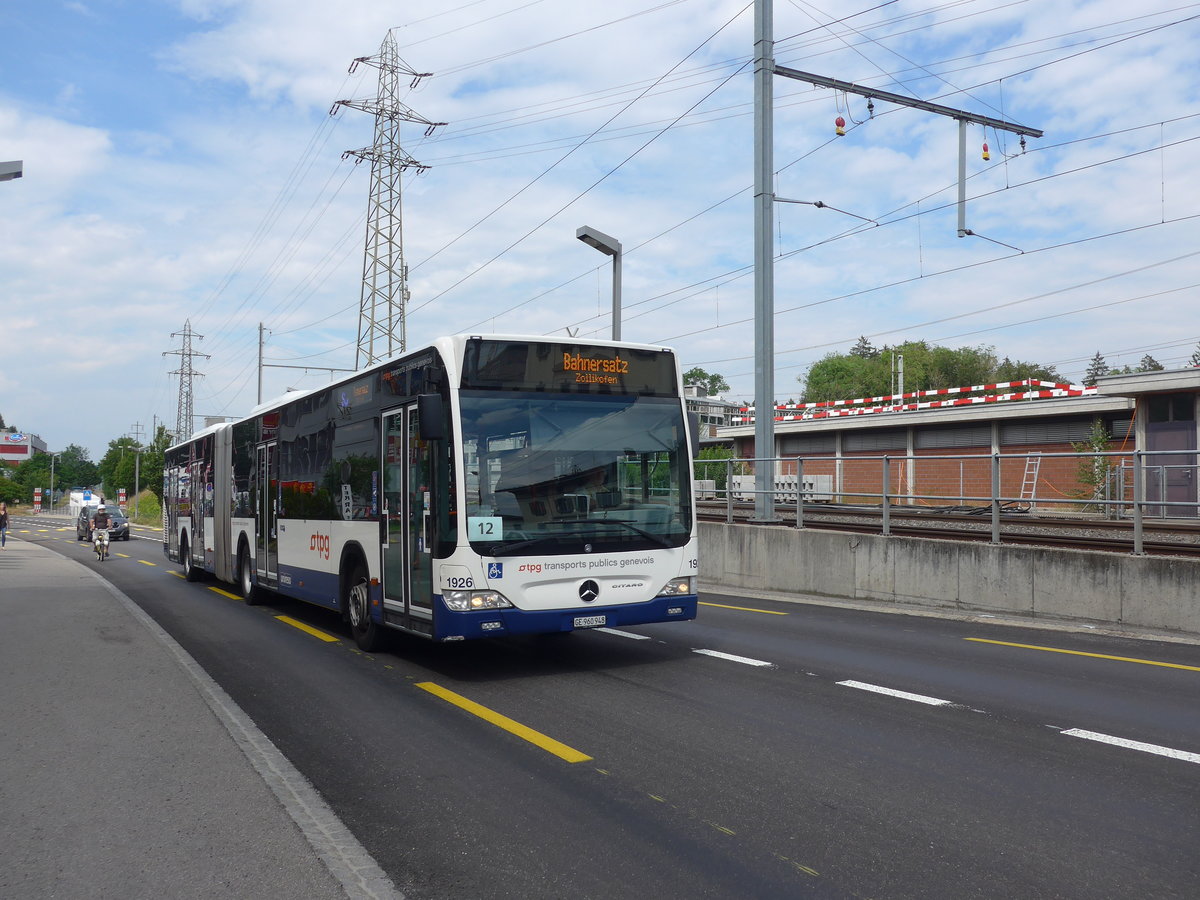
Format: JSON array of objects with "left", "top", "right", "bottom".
[
  {"left": 163, "top": 320, "right": 210, "bottom": 441},
  {"left": 258, "top": 322, "right": 265, "bottom": 405},
  {"left": 749, "top": 0, "right": 1042, "bottom": 523},
  {"left": 130, "top": 422, "right": 145, "bottom": 517},
  {"left": 751, "top": 0, "right": 777, "bottom": 522},
  {"left": 332, "top": 31, "right": 444, "bottom": 369}
]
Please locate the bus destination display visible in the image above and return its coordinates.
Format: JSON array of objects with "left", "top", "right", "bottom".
[{"left": 462, "top": 339, "right": 678, "bottom": 396}]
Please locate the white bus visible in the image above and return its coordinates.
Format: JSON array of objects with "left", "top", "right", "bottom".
[{"left": 163, "top": 335, "right": 699, "bottom": 650}]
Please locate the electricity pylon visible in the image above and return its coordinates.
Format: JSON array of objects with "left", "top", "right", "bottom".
[
  {"left": 332, "top": 31, "right": 444, "bottom": 369},
  {"left": 163, "top": 320, "right": 210, "bottom": 441}
]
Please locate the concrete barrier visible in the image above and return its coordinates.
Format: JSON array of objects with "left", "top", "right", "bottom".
[{"left": 698, "top": 521, "right": 1200, "bottom": 636}]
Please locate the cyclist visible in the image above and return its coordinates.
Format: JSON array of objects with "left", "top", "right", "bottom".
[{"left": 91, "top": 504, "right": 113, "bottom": 549}]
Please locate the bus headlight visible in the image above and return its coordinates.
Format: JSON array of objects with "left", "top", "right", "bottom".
[
  {"left": 442, "top": 589, "right": 515, "bottom": 612},
  {"left": 655, "top": 576, "right": 694, "bottom": 597}
]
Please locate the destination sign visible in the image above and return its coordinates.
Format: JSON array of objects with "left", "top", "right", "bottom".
[{"left": 461, "top": 339, "right": 678, "bottom": 396}]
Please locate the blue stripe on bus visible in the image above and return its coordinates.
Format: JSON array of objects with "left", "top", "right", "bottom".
[{"left": 275, "top": 565, "right": 342, "bottom": 611}]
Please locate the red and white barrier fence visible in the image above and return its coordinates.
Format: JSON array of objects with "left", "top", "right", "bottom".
[{"left": 734, "top": 380, "right": 1096, "bottom": 424}]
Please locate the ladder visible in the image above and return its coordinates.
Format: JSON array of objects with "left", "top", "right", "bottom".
[{"left": 1019, "top": 453, "right": 1041, "bottom": 510}]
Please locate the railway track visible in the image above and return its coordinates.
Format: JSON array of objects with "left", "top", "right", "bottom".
[{"left": 696, "top": 501, "right": 1200, "bottom": 559}]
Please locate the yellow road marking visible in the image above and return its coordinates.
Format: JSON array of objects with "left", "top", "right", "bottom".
[
  {"left": 138, "top": 560, "right": 156, "bottom": 566},
  {"left": 276, "top": 615, "right": 340, "bottom": 642},
  {"left": 700, "top": 601, "right": 787, "bottom": 616},
  {"left": 115, "top": 553, "right": 130, "bottom": 558},
  {"left": 209, "top": 587, "right": 241, "bottom": 601},
  {"left": 168, "top": 570, "right": 185, "bottom": 579},
  {"left": 965, "top": 638, "right": 1200, "bottom": 672},
  {"left": 416, "top": 682, "right": 592, "bottom": 763}
]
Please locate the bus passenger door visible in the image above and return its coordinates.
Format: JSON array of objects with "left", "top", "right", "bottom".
[
  {"left": 381, "top": 405, "right": 434, "bottom": 629},
  {"left": 256, "top": 442, "right": 278, "bottom": 586}
]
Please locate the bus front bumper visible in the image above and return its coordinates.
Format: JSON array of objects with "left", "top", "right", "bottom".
[{"left": 432, "top": 595, "right": 698, "bottom": 641}]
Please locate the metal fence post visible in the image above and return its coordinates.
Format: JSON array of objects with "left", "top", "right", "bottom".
[
  {"left": 991, "top": 452, "right": 1001, "bottom": 545},
  {"left": 796, "top": 457, "right": 805, "bottom": 529},
  {"left": 726, "top": 458, "right": 734, "bottom": 524},
  {"left": 882, "top": 455, "right": 891, "bottom": 536},
  {"left": 1132, "top": 450, "right": 1144, "bottom": 555}
]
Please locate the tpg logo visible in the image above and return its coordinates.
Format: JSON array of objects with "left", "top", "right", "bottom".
[
  {"left": 518, "top": 563, "right": 542, "bottom": 574},
  {"left": 310, "top": 533, "right": 331, "bottom": 560}
]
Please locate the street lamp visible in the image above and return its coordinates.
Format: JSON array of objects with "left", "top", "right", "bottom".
[
  {"left": 575, "top": 226, "right": 622, "bottom": 341},
  {"left": 0, "top": 160, "right": 22, "bottom": 182}
]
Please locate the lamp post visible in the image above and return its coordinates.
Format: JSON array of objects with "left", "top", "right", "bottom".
[
  {"left": 575, "top": 226, "right": 622, "bottom": 341},
  {"left": 0, "top": 160, "right": 22, "bottom": 182},
  {"left": 49, "top": 452, "right": 59, "bottom": 514}
]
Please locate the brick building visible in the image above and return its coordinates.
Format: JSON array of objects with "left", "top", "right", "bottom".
[{"left": 721, "top": 370, "right": 1200, "bottom": 517}]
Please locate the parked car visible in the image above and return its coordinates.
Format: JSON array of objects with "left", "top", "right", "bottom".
[{"left": 76, "top": 506, "right": 131, "bottom": 542}]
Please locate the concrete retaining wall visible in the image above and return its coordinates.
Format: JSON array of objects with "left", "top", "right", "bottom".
[{"left": 699, "top": 522, "right": 1200, "bottom": 636}]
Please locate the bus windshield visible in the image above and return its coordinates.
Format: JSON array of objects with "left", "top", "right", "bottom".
[{"left": 460, "top": 391, "right": 692, "bottom": 556}]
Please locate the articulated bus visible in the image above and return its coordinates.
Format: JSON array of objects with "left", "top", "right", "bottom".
[{"left": 163, "top": 334, "right": 699, "bottom": 650}]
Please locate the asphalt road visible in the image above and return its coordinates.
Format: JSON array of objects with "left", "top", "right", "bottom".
[{"left": 12, "top": 515, "right": 1200, "bottom": 899}]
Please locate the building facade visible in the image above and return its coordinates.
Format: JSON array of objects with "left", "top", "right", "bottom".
[
  {"left": 0, "top": 431, "right": 48, "bottom": 467},
  {"left": 720, "top": 371, "right": 1200, "bottom": 517}
]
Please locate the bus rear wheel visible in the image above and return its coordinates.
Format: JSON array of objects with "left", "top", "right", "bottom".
[
  {"left": 345, "top": 562, "right": 382, "bottom": 653},
  {"left": 181, "top": 535, "right": 200, "bottom": 582}
]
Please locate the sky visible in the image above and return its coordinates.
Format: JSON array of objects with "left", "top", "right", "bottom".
[{"left": 2, "top": 0, "right": 1199, "bottom": 460}]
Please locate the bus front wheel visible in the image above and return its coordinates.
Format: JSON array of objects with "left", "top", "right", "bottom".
[
  {"left": 239, "top": 545, "right": 263, "bottom": 605},
  {"left": 345, "top": 562, "right": 382, "bottom": 653}
]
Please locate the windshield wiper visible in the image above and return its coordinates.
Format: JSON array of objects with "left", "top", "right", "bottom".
[
  {"left": 486, "top": 534, "right": 568, "bottom": 556},
  {"left": 591, "top": 519, "right": 674, "bottom": 548}
]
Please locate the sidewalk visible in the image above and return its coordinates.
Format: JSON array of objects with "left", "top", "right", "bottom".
[{"left": 0, "top": 536, "right": 399, "bottom": 899}]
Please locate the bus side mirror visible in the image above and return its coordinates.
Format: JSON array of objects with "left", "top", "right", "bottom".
[
  {"left": 688, "top": 411, "right": 700, "bottom": 458},
  {"left": 417, "top": 394, "right": 445, "bottom": 440}
]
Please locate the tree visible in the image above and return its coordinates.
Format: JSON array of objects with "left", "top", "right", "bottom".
[
  {"left": 993, "top": 356, "right": 1060, "bottom": 383},
  {"left": 1083, "top": 351, "right": 1108, "bottom": 387},
  {"left": 682, "top": 367, "right": 730, "bottom": 396},
  {"left": 1190, "top": 342, "right": 1200, "bottom": 367},
  {"left": 1071, "top": 418, "right": 1115, "bottom": 511},
  {"left": 140, "top": 425, "right": 173, "bottom": 502},
  {"left": 798, "top": 340, "right": 1059, "bottom": 403},
  {"left": 98, "top": 436, "right": 141, "bottom": 500},
  {"left": 55, "top": 444, "right": 99, "bottom": 490},
  {"left": 693, "top": 446, "right": 746, "bottom": 495},
  {"left": 849, "top": 336, "right": 879, "bottom": 359},
  {"left": 801, "top": 352, "right": 883, "bottom": 402},
  {"left": 7, "top": 454, "right": 52, "bottom": 504},
  {"left": 1137, "top": 354, "right": 1164, "bottom": 372},
  {"left": 0, "top": 466, "right": 23, "bottom": 504}
]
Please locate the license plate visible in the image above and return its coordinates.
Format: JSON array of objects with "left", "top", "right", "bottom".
[{"left": 573, "top": 615, "right": 606, "bottom": 628}]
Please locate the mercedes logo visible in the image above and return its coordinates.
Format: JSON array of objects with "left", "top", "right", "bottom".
[{"left": 579, "top": 580, "right": 600, "bottom": 603}]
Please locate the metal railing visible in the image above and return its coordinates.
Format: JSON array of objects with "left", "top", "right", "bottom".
[{"left": 694, "top": 449, "right": 1200, "bottom": 555}]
